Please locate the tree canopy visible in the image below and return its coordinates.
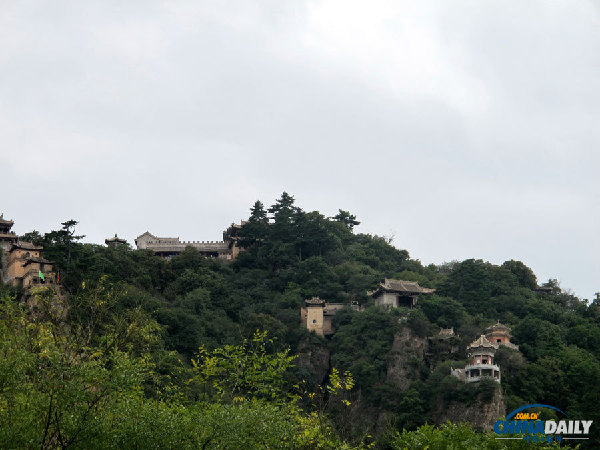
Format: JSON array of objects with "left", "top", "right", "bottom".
[{"left": 4, "top": 193, "right": 597, "bottom": 448}]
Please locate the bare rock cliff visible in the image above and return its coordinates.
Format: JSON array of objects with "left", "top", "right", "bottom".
[
  {"left": 433, "top": 384, "right": 505, "bottom": 431},
  {"left": 386, "top": 326, "right": 428, "bottom": 391}
]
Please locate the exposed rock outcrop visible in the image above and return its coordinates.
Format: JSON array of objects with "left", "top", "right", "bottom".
[
  {"left": 433, "top": 383, "right": 505, "bottom": 431},
  {"left": 386, "top": 326, "right": 428, "bottom": 391}
]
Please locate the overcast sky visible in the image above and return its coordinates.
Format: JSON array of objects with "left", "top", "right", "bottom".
[{"left": 1, "top": 1, "right": 598, "bottom": 300}]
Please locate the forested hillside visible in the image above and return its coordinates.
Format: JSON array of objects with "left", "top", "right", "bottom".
[{"left": 1, "top": 193, "right": 598, "bottom": 448}]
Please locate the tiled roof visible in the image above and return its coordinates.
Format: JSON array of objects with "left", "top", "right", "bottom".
[
  {"left": 23, "top": 257, "right": 53, "bottom": 266},
  {"left": 468, "top": 334, "right": 498, "bottom": 350},
  {"left": 9, "top": 241, "right": 43, "bottom": 251},
  {"left": 105, "top": 234, "right": 127, "bottom": 243},
  {"left": 485, "top": 321, "right": 511, "bottom": 333},
  {"left": 370, "top": 278, "right": 436, "bottom": 295},
  {"left": 0, "top": 214, "right": 14, "bottom": 225},
  {"left": 305, "top": 297, "right": 325, "bottom": 306}
]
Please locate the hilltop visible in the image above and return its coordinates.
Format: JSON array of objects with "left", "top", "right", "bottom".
[{"left": 1, "top": 193, "right": 598, "bottom": 448}]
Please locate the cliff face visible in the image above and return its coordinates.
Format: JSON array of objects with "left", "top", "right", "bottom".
[
  {"left": 301, "top": 325, "right": 506, "bottom": 437},
  {"left": 296, "top": 342, "right": 330, "bottom": 385},
  {"left": 386, "top": 326, "right": 428, "bottom": 391},
  {"left": 383, "top": 325, "right": 505, "bottom": 432},
  {"left": 433, "top": 384, "right": 505, "bottom": 431}
]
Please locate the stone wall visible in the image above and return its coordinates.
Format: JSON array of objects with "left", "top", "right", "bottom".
[
  {"left": 135, "top": 232, "right": 232, "bottom": 258},
  {"left": 306, "top": 306, "right": 325, "bottom": 336},
  {"left": 374, "top": 292, "right": 398, "bottom": 309}
]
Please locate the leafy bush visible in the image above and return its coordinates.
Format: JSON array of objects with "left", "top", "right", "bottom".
[{"left": 391, "top": 422, "right": 559, "bottom": 449}]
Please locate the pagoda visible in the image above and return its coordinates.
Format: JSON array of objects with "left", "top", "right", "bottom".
[
  {"left": 452, "top": 335, "right": 501, "bottom": 383},
  {"left": 105, "top": 234, "right": 128, "bottom": 248},
  {"left": 485, "top": 321, "right": 519, "bottom": 350}
]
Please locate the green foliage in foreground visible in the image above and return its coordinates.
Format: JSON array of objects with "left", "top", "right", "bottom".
[
  {"left": 0, "top": 294, "right": 352, "bottom": 449},
  {"left": 391, "top": 423, "right": 563, "bottom": 450},
  {"left": 192, "top": 330, "right": 297, "bottom": 402},
  {"left": 8, "top": 193, "right": 600, "bottom": 447}
]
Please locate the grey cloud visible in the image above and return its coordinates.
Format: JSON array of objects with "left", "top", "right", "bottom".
[{"left": 1, "top": 0, "right": 598, "bottom": 299}]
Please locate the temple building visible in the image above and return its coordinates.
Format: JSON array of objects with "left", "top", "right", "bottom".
[
  {"left": 3, "top": 241, "right": 57, "bottom": 289},
  {"left": 134, "top": 222, "right": 244, "bottom": 260},
  {"left": 222, "top": 222, "right": 244, "bottom": 259},
  {"left": 485, "top": 322, "right": 519, "bottom": 350},
  {"left": 105, "top": 234, "right": 128, "bottom": 248},
  {"left": 300, "top": 297, "right": 347, "bottom": 336},
  {"left": 452, "top": 335, "right": 501, "bottom": 383},
  {"left": 533, "top": 285, "right": 554, "bottom": 295},
  {"left": 426, "top": 327, "right": 460, "bottom": 364},
  {"left": 0, "top": 214, "right": 18, "bottom": 252},
  {"left": 438, "top": 328, "right": 456, "bottom": 339},
  {"left": 0, "top": 214, "right": 56, "bottom": 288},
  {"left": 368, "top": 278, "right": 435, "bottom": 309}
]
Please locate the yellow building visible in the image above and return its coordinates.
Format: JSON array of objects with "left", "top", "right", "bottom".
[
  {"left": 5, "top": 241, "right": 56, "bottom": 288},
  {"left": 300, "top": 297, "right": 347, "bottom": 336}
]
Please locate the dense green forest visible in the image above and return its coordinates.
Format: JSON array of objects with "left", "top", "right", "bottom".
[{"left": 1, "top": 193, "right": 598, "bottom": 448}]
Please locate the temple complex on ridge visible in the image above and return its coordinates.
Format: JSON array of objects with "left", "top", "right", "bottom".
[
  {"left": 0, "top": 214, "right": 58, "bottom": 290},
  {"left": 301, "top": 279, "right": 436, "bottom": 336},
  {"left": 452, "top": 334, "right": 501, "bottom": 383},
  {"left": 134, "top": 222, "right": 244, "bottom": 260},
  {"left": 368, "top": 278, "right": 435, "bottom": 309}
]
